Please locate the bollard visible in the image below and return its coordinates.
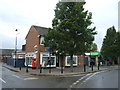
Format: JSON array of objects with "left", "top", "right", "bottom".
[
  {"left": 84, "top": 64, "right": 86, "bottom": 72},
  {"left": 26, "top": 64, "right": 28, "bottom": 73},
  {"left": 91, "top": 64, "right": 93, "bottom": 71},
  {"left": 61, "top": 65, "right": 63, "bottom": 74},
  {"left": 40, "top": 64, "right": 42, "bottom": 73},
  {"left": 98, "top": 63, "right": 100, "bottom": 70},
  {"left": 49, "top": 61, "right": 51, "bottom": 73},
  {"left": 19, "top": 62, "right": 21, "bottom": 71},
  {"left": 19, "top": 67, "right": 21, "bottom": 71}
]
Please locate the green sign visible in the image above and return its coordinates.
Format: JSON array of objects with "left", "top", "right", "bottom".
[{"left": 90, "top": 52, "right": 101, "bottom": 55}]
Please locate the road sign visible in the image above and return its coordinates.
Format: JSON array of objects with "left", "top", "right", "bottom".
[{"left": 45, "top": 47, "right": 53, "bottom": 52}]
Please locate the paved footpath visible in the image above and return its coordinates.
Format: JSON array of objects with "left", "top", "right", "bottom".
[{"left": 1, "top": 62, "right": 119, "bottom": 77}]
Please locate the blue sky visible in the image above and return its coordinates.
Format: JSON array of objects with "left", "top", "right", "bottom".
[{"left": 0, "top": 0, "right": 119, "bottom": 51}]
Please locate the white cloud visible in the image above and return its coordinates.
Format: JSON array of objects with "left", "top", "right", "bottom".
[
  {"left": 84, "top": 0, "right": 119, "bottom": 51},
  {"left": 0, "top": 0, "right": 119, "bottom": 50}
]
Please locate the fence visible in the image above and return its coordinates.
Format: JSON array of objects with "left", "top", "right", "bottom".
[{"left": 6, "top": 57, "right": 25, "bottom": 67}]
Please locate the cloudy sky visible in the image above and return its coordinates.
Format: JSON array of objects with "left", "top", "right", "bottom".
[{"left": 0, "top": 0, "right": 119, "bottom": 51}]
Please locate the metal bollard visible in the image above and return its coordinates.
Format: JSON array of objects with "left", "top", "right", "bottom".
[
  {"left": 40, "top": 64, "right": 42, "bottom": 73},
  {"left": 84, "top": 64, "right": 86, "bottom": 72},
  {"left": 26, "top": 64, "right": 28, "bottom": 73},
  {"left": 61, "top": 66, "right": 63, "bottom": 74},
  {"left": 19, "top": 67, "right": 21, "bottom": 71},
  {"left": 91, "top": 64, "right": 93, "bottom": 71},
  {"left": 49, "top": 61, "right": 51, "bottom": 73},
  {"left": 98, "top": 63, "right": 100, "bottom": 70}
]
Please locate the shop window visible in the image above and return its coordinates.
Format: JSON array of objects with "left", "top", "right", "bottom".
[
  {"left": 66, "top": 56, "right": 78, "bottom": 66},
  {"left": 25, "top": 53, "right": 34, "bottom": 66},
  {"left": 26, "top": 57, "right": 33, "bottom": 65},
  {"left": 41, "top": 53, "right": 56, "bottom": 67}
]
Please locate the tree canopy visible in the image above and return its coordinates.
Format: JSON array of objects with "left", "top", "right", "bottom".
[
  {"left": 91, "top": 43, "right": 98, "bottom": 52},
  {"left": 44, "top": 2, "right": 97, "bottom": 70},
  {"left": 101, "top": 26, "right": 119, "bottom": 64}
]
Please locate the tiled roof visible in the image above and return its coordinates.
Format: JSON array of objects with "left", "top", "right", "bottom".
[{"left": 33, "top": 25, "right": 48, "bottom": 35}]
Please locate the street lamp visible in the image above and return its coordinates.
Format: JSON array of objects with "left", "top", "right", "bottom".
[{"left": 14, "top": 29, "right": 18, "bottom": 67}]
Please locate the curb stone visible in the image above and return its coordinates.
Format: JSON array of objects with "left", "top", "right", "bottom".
[{"left": 2, "top": 64, "right": 118, "bottom": 77}]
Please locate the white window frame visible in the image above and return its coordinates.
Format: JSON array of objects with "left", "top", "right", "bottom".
[
  {"left": 65, "top": 56, "right": 78, "bottom": 66},
  {"left": 40, "top": 36, "right": 44, "bottom": 45},
  {"left": 40, "top": 52, "right": 56, "bottom": 67},
  {"left": 18, "top": 55, "right": 23, "bottom": 59},
  {"left": 25, "top": 53, "right": 35, "bottom": 67}
]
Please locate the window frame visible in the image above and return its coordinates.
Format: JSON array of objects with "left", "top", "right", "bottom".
[
  {"left": 65, "top": 56, "right": 78, "bottom": 66},
  {"left": 40, "top": 52, "right": 56, "bottom": 67},
  {"left": 40, "top": 35, "right": 44, "bottom": 45}
]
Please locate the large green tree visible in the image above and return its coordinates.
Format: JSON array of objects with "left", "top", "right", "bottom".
[
  {"left": 44, "top": 2, "right": 97, "bottom": 71},
  {"left": 101, "top": 26, "right": 119, "bottom": 64},
  {"left": 90, "top": 43, "right": 98, "bottom": 52},
  {"left": 114, "top": 31, "right": 120, "bottom": 63}
]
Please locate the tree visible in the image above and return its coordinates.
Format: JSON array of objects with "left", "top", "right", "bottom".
[
  {"left": 114, "top": 31, "right": 120, "bottom": 64},
  {"left": 101, "top": 26, "right": 118, "bottom": 65},
  {"left": 91, "top": 43, "right": 98, "bottom": 51},
  {"left": 44, "top": 2, "right": 97, "bottom": 71}
]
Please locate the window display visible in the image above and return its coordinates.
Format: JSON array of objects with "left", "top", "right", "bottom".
[
  {"left": 65, "top": 56, "right": 78, "bottom": 66},
  {"left": 41, "top": 53, "right": 56, "bottom": 67}
]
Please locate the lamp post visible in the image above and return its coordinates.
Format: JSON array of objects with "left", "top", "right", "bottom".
[
  {"left": 14, "top": 29, "right": 18, "bottom": 67},
  {"left": 34, "top": 45, "right": 42, "bottom": 73}
]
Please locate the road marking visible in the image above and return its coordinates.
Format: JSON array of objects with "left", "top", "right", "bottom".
[
  {"left": 69, "top": 73, "right": 92, "bottom": 88},
  {"left": 0, "top": 78, "right": 6, "bottom": 83},
  {"left": 73, "top": 82, "right": 77, "bottom": 85},
  {"left": 78, "top": 73, "right": 91, "bottom": 81},
  {"left": 72, "top": 74, "right": 82, "bottom": 76},
  {"left": 76, "top": 80, "right": 79, "bottom": 83},
  {"left": 24, "top": 77, "right": 38, "bottom": 80},
  {"left": 69, "top": 72, "right": 101, "bottom": 88},
  {"left": 83, "top": 72, "right": 100, "bottom": 83},
  {"left": 12, "top": 75, "right": 23, "bottom": 79}
]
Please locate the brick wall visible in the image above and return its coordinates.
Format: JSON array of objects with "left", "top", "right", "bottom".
[
  {"left": 78, "top": 55, "right": 84, "bottom": 67},
  {"left": 26, "top": 26, "right": 48, "bottom": 53}
]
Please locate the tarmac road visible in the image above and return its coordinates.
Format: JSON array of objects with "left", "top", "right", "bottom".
[
  {"left": 1, "top": 63, "right": 119, "bottom": 89},
  {"left": 1, "top": 65, "right": 82, "bottom": 88},
  {"left": 70, "top": 69, "right": 119, "bottom": 88}
]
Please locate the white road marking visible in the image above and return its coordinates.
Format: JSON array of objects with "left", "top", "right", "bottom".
[
  {"left": 0, "top": 78, "right": 6, "bottom": 83},
  {"left": 83, "top": 72, "right": 100, "bottom": 83},
  {"left": 72, "top": 75, "right": 81, "bottom": 76},
  {"left": 78, "top": 73, "right": 92, "bottom": 81},
  {"left": 70, "top": 73, "right": 92, "bottom": 87},
  {"left": 69, "top": 72, "right": 101, "bottom": 88},
  {"left": 73, "top": 82, "right": 77, "bottom": 85},
  {"left": 24, "top": 77, "right": 38, "bottom": 80},
  {"left": 76, "top": 80, "right": 79, "bottom": 83},
  {"left": 12, "top": 75, "right": 23, "bottom": 79}
]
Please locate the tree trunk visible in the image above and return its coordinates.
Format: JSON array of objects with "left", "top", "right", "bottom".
[
  {"left": 70, "top": 54, "right": 73, "bottom": 72},
  {"left": 60, "top": 55, "right": 64, "bottom": 73},
  {"left": 60, "top": 55, "right": 64, "bottom": 67}
]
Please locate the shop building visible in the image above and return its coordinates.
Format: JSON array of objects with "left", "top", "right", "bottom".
[
  {"left": 85, "top": 52, "right": 102, "bottom": 66},
  {"left": 25, "top": 25, "right": 84, "bottom": 68}
]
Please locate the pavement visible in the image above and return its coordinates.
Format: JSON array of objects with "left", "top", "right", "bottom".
[{"left": 1, "top": 62, "right": 119, "bottom": 77}]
